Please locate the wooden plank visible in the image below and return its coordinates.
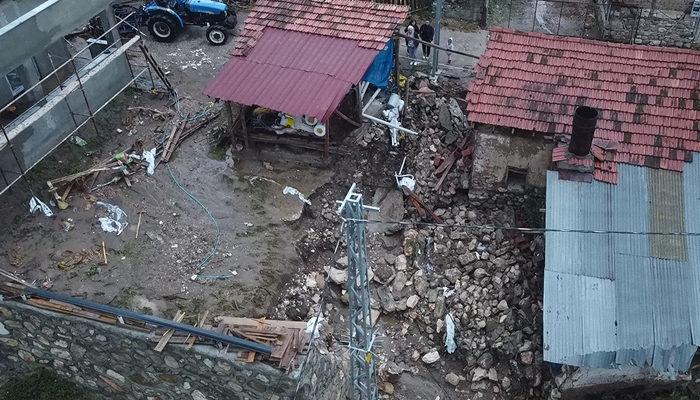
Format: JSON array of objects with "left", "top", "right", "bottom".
[
  {"left": 216, "top": 317, "right": 308, "bottom": 330},
  {"left": 185, "top": 310, "right": 209, "bottom": 350},
  {"left": 154, "top": 310, "right": 185, "bottom": 352},
  {"left": 333, "top": 109, "right": 361, "bottom": 128}
]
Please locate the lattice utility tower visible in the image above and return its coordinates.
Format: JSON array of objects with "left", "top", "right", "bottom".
[{"left": 336, "top": 183, "right": 380, "bottom": 400}]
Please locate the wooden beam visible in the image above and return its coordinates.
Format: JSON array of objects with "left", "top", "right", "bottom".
[
  {"left": 394, "top": 32, "right": 481, "bottom": 59},
  {"left": 393, "top": 35, "right": 401, "bottom": 86},
  {"left": 154, "top": 310, "right": 185, "bottom": 352},
  {"left": 334, "top": 109, "right": 361, "bottom": 128},
  {"left": 225, "top": 101, "right": 235, "bottom": 143},
  {"left": 354, "top": 84, "right": 363, "bottom": 123},
  {"left": 239, "top": 104, "right": 250, "bottom": 149}
]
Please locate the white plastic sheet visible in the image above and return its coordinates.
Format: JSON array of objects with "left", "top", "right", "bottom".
[
  {"left": 29, "top": 196, "right": 53, "bottom": 217},
  {"left": 445, "top": 313, "right": 457, "bottom": 354},
  {"left": 283, "top": 186, "right": 311, "bottom": 205},
  {"left": 96, "top": 201, "right": 128, "bottom": 235},
  {"left": 305, "top": 314, "right": 325, "bottom": 339},
  {"left": 143, "top": 148, "right": 156, "bottom": 175}
]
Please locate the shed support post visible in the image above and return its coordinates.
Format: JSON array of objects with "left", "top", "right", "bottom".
[
  {"left": 225, "top": 101, "right": 236, "bottom": 143},
  {"left": 355, "top": 85, "right": 363, "bottom": 124},
  {"left": 239, "top": 104, "right": 250, "bottom": 149},
  {"left": 324, "top": 119, "right": 330, "bottom": 160},
  {"left": 393, "top": 35, "right": 401, "bottom": 88}
]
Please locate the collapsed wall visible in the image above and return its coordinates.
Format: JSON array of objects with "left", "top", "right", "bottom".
[{"left": 0, "top": 300, "right": 347, "bottom": 400}]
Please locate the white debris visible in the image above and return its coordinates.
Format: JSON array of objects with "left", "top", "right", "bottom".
[
  {"left": 283, "top": 186, "right": 311, "bottom": 205},
  {"left": 143, "top": 148, "right": 156, "bottom": 175},
  {"left": 445, "top": 313, "right": 457, "bottom": 354},
  {"left": 422, "top": 349, "right": 440, "bottom": 364},
  {"left": 29, "top": 196, "right": 53, "bottom": 217},
  {"left": 305, "top": 314, "right": 325, "bottom": 338},
  {"left": 96, "top": 202, "right": 128, "bottom": 235}
]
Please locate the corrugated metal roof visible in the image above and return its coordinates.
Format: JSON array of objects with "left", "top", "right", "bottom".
[
  {"left": 544, "top": 157, "right": 700, "bottom": 373},
  {"left": 233, "top": 0, "right": 408, "bottom": 56},
  {"left": 466, "top": 28, "right": 700, "bottom": 183},
  {"left": 204, "top": 28, "right": 378, "bottom": 121}
]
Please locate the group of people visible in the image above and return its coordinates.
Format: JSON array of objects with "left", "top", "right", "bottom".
[{"left": 404, "top": 19, "right": 454, "bottom": 65}]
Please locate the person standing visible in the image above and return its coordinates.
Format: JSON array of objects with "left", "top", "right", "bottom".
[
  {"left": 419, "top": 20, "right": 434, "bottom": 60},
  {"left": 447, "top": 37, "right": 454, "bottom": 65},
  {"left": 404, "top": 18, "right": 417, "bottom": 48},
  {"left": 406, "top": 25, "right": 418, "bottom": 63}
]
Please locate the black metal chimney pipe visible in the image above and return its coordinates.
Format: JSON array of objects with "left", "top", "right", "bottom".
[{"left": 568, "top": 106, "right": 599, "bottom": 157}]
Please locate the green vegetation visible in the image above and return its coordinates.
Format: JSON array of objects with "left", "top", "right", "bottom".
[{"left": 0, "top": 368, "right": 95, "bottom": 400}]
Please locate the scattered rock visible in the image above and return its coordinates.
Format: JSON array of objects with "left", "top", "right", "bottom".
[
  {"left": 328, "top": 268, "right": 348, "bottom": 285},
  {"left": 477, "top": 352, "right": 494, "bottom": 369},
  {"left": 406, "top": 295, "right": 419, "bottom": 309},
  {"left": 422, "top": 350, "right": 440, "bottom": 364},
  {"left": 336, "top": 256, "right": 349, "bottom": 268},
  {"left": 445, "top": 372, "right": 464, "bottom": 386}
]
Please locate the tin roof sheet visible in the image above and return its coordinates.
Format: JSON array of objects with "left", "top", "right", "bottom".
[
  {"left": 204, "top": 28, "right": 378, "bottom": 121},
  {"left": 467, "top": 29, "right": 700, "bottom": 183},
  {"left": 544, "top": 158, "right": 700, "bottom": 372}
]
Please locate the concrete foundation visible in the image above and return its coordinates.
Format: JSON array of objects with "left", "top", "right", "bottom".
[
  {"left": 558, "top": 366, "right": 689, "bottom": 399},
  {"left": 471, "top": 126, "right": 553, "bottom": 190}
]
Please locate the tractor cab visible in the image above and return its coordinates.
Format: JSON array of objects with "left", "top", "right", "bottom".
[{"left": 143, "top": 0, "right": 236, "bottom": 45}]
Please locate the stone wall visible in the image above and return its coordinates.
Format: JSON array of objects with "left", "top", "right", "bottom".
[
  {"left": 295, "top": 343, "right": 350, "bottom": 400},
  {"left": 598, "top": 0, "right": 699, "bottom": 48},
  {"left": 471, "top": 125, "right": 553, "bottom": 190},
  {"left": 0, "top": 300, "right": 347, "bottom": 400},
  {"left": 445, "top": 0, "right": 487, "bottom": 25}
]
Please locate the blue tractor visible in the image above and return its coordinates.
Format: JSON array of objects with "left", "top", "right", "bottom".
[{"left": 142, "top": 0, "right": 237, "bottom": 45}]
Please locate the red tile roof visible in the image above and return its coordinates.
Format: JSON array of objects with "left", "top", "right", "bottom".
[
  {"left": 233, "top": 0, "right": 409, "bottom": 56},
  {"left": 204, "top": 28, "right": 378, "bottom": 121},
  {"left": 467, "top": 28, "right": 700, "bottom": 183}
]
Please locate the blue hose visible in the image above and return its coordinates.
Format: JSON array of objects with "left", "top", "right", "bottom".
[{"left": 166, "top": 165, "right": 221, "bottom": 272}]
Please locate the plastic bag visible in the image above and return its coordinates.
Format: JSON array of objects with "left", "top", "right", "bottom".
[
  {"left": 283, "top": 186, "right": 311, "bottom": 205},
  {"left": 445, "top": 313, "right": 457, "bottom": 354},
  {"left": 96, "top": 202, "right": 128, "bottom": 235},
  {"left": 143, "top": 148, "right": 156, "bottom": 175},
  {"left": 29, "top": 196, "right": 53, "bottom": 217},
  {"left": 305, "top": 314, "right": 325, "bottom": 339}
]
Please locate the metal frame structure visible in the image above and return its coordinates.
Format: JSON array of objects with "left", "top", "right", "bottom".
[
  {"left": 336, "top": 184, "right": 380, "bottom": 400},
  {"left": 0, "top": 14, "right": 166, "bottom": 196}
]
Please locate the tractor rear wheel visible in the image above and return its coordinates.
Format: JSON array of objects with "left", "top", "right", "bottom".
[
  {"left": 206, "top": 26, "right": 228, "bottom": 45},
  {"left": 148, "top": 15, "right": 179, "bottom": 42}
]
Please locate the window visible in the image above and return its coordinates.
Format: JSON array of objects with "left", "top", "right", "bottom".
[
  {"left": 5, "top": 67, "right": 25, "bottom": 97},
  {"left": 506, "top": 167, "right": 527, "bottom": 191}
]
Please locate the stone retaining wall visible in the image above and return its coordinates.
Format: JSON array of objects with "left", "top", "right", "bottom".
[
  {"left": 0, "top": 300, "right": 347, "bottom": 400},
  {"left": 598, "top": 1, "right": 699, "bottom": 48}
]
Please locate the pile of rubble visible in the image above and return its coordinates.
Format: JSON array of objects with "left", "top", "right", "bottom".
[
  {"left": 274, "top": 79, "right": 550, "bottom": 399},
  {"left": 403, "top": 84, "right": 473, "bottom": 209}
]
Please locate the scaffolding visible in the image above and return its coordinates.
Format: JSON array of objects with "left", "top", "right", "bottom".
[
  {"left": 336, "top": 184, "right": 380, "bottom": 400},
  {"left": 0, "top": 15, "right": 170, "bottom": 196}
]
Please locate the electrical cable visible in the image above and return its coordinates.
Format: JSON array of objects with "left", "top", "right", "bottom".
[
  {"left": 338, "top": 218, "right": 700, "bottom": 236},
  {"left": 166, "top": 165, "right": 221, "bottom": 274}
]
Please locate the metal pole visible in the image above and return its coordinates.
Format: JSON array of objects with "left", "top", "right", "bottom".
[
  {"left": 48, "top": 54, "right": 64, "bottom": 90},
  {"left": 336, "top": 184, "right": 380, "bottom": 400},
  {"left": 508, "top": 0, "right": 513, "bottom": 28},
  {"left": 533, "top": 0, "right": 539, "bottom": 31},
  {"left": 0, "top": 168, "right": 9, "bottom": 186},
  {"left": 431, "top": 0, "right": 444, "bottom": 76},
  {"left": 69, "top": 57, "right": 100, "bottom": 135},
  {"left": 1, "top": 123, "right": 26, "bottom": 177},
  {"left": 557, "top": 2, "right": 564, "bottom": 34}
]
